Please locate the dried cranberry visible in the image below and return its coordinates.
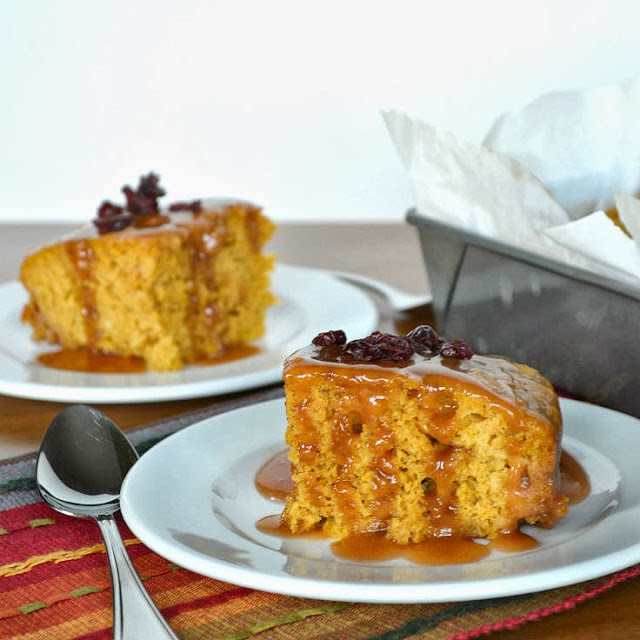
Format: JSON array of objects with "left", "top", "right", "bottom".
[
  {"left": 93, "top": 212, "right": 133, "bottom": 234},
  {"left": 122, "top": 185, "right": 156, "bottom": 216},
  {"left": 137, "top": 172, "right": 166, "bottom": 199},
  {"left": 342, "top": 331, "right": 413, "bottom": 362},
  {"left": 122, "top": 172, "right": 166, "bottom": 217},
  {"left": 93, "top": 200, "right": 132, "bottom": 233},
  {"left": 169, "top": 200, "right": 202, "bottom": 213},
  {"left": 96, "top": 200, "right": 124, "bottom": 219},
  {"left": 312, "top": 330, "right": 347, "bottom": 346},
  {"left": 342, "top": 337, "right": 384, "bottom": 361},
  {"left": 440, "top": 339, "right": 474, "bottom": 359},
  {"left": 92, "top": 173, "right": 170, "bottom": 234},
  {"left": 406, "top": 325, "right": 443, "bottom": 355}
]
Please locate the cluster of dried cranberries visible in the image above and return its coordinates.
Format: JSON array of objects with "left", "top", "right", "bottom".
[
  {"left": 312, "top": 326, "right": 473, "bottom": 362},
  {"left": 93, "top": 173, "right": 202, "bottom": 234}
]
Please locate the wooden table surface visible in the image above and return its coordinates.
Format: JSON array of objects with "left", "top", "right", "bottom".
[{"left": 1, "top": 222, "right": 638, "bottom": 639}]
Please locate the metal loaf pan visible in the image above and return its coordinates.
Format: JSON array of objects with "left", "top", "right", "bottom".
[{"left": 407, "top": 208, "right": 640, "bottom": 418}]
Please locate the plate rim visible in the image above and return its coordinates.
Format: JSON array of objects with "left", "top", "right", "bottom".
[
  {"left": 120, "top": 396, "right": 640, "bottom": 603},
  {"left": 0, "top": 264, "right": 378, "bottom": 403}
]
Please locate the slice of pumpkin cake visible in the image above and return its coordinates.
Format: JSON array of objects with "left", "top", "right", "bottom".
[
  {"left": 281, "top": 326, "right": 568, "bottom": 543},
  {"left": 20, "top": 173, "right": 276, "bottom": 371}
]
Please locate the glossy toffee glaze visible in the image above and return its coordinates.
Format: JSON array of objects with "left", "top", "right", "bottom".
[
  {"left": 35, "top": 200, "right": 263, "bottom": 373},
  {"left": 37, "top": 343, "right": 260, "bottom": 374},
  {"left": 254, "top": 448, "right": 589, "bottom": 565},
  {"left": 284, "top": 344, "right": 561, "bottom": 427},
  {"left": 65, "top": 240, "right": 98, "bottom": 347}
]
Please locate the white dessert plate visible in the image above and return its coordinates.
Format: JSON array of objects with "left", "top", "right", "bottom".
[
  {"left": 120, "top": 397, "right": 639, "bottom": 603},
  {"left": 0, "top": 264, "right": 378, "bottom": 403}
]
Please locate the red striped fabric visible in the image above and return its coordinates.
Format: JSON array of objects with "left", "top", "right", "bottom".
[{"left": 1, "top": 499, "right": 639, "bottom": 640}]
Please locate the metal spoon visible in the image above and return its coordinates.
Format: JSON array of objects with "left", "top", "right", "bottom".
[{"left": 36, "top": 404, "right": 178, "bottom": 640}]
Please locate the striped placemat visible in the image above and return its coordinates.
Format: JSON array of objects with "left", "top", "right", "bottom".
[{"left": 1, "top": 386, "right": 638, "bottom": 640}]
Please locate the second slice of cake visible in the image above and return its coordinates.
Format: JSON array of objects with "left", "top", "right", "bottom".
[{"left": 20, "top": 173, "right": 276, "bottom": 371}]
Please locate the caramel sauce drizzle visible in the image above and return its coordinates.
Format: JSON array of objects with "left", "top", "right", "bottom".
[
  {"left": 254, "top": 448, "right": 589, "bottom": 566},
  {"left": 65, "top": 240, "right": 98, "bottom": 348},
  {"left": 182, "top": 217, "right": 227, "bottom": 359},
  {"left": 177, "top": 204, "right": 261, "bottom": 360},
  {"left": 244, "top": 206, "right": 262, "bottom": 253}
]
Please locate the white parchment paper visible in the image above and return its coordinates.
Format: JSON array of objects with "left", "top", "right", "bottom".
[{"left": 384, "top": 80, "right": 640, "bottom": 288}]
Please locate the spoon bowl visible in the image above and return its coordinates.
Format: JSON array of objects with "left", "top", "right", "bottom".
[
  {"left": 36, "top": 404, "right": 178, "bottom": 640},
  {"left": 37, "top": 405, "right": 138, "bottom": 518}
]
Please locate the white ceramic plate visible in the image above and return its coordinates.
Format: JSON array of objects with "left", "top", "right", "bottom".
[
  {"left": 0, "top": 264, "right": 378, "bottom": 403},
  {"left": 121, "top": 397, "right": 639, "bottom": 603}
]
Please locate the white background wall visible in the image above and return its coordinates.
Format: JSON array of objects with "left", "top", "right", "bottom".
[{"left": 1, "top": 0, "right": 639, "bottom": 223}]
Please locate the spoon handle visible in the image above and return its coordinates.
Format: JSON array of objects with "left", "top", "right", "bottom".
[{"left": 97, "top": 515, "right": 179, "bottom": 640}]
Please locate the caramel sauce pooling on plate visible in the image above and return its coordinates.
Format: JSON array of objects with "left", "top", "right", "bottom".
[
  {"left": 255, "top": 450, "right": 590, "bottom": 565},
  {"left": 255, "top": 447, "right": 589, "bottom": 565},
  {"left": 38, "top": 343, "right": 259, "bottom": 373},
  {"left": 38, "top": 348, "right": 146, "bottom": 374}
]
